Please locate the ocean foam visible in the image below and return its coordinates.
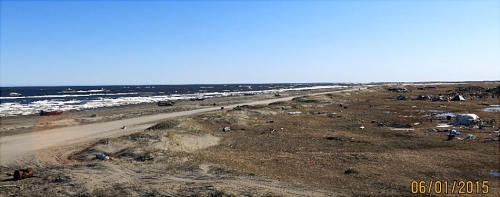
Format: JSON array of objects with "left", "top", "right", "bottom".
[{"left": 0, "top": 85, "right": 346, "bottom": 117}]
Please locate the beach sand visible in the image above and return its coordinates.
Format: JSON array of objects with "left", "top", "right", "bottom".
[{"left": 0, "top": 82, "right": 499, "bottom": 196}]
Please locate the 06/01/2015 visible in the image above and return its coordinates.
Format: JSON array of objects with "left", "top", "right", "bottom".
[{"left": 411, "top": 180, "right": 488, "bottom": 194}]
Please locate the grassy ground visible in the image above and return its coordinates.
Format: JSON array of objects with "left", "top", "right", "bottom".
[
  {"left": 192, "top": 83, "right": 500, "bottom": 196},
  {"left": 1, "top": 83, "right": 498, "bottom": 196}
]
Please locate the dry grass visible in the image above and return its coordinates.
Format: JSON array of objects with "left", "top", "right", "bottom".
[
  {"left": 2, "top": 83, "right": 498, "bottom": 197},
  {"left": 191, "top": 83, "right": 500, "bottom": 196}
]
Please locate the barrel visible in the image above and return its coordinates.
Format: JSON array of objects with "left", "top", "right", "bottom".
[{"left": 13, "top": 168, "right": 34, "bottom": 180}]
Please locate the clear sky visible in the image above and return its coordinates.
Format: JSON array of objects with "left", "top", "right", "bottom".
[{"left": 1, "top": 0, "right": 499, "bottom": 86}]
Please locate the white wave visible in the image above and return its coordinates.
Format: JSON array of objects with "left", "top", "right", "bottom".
[
  {"left": 0, "top": 85, "right": 347, "bottom": 117},
  {"left": 0, "top": 92, "right": 139, "bottom": 100},
  {"left": 77, "top": 89, "right": 107, "bottom": 93}
]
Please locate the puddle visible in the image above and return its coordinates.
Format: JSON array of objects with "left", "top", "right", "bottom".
[
  {"left": 482, "top": 105, "right": 500, "bottom": 112},
  {"left": 415, "top": 110, "right": 442, "bottom": 113},
  {"left": 435, "top": 112, "right": 457, "bottom": 117},
  {"left": 489, "top": 171, "right": 500, "bottom": 177},
  {"left": 414, "top": 110, "right": 457, "bottom": 118},
  {"left": 436, "top": 124, "right": 452, "bottom": 128}
]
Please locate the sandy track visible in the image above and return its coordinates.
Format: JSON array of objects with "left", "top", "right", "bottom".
[{"left": 0, "top": 89, "right": 353, "bottom": 166}]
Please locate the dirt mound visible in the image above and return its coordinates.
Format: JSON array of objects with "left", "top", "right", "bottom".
[{"left": 77, "top": 130, "right": 220, "bottom": 162}]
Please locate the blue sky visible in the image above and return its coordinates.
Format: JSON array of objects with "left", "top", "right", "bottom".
[{"left": 1, "top": 1, "right": 499, "bottom": 86}]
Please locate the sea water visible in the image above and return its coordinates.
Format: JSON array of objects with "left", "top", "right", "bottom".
[{"left": 0, "top": 83, "right": 348, "bottom": 117}]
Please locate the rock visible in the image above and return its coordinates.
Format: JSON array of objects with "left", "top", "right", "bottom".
[{"left": 344, "top": 168, "right": 358, "bottom": 174}]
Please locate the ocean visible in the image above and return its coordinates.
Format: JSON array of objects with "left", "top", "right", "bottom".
[{"left": 0, "top": 83, "right": 347, "bottom": 117}]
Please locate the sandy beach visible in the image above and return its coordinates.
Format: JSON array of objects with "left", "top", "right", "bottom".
[{"left": 0, "top": 82, "right": 499, "bottom": 196}]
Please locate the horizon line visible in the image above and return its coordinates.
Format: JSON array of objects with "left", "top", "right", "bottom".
[{"left": 2, "top": 80, "right": 499, "bottom": 88}]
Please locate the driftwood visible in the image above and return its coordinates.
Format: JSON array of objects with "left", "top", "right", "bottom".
[
  {"left": 13, "top": 168, "right": 34, "bottom": 180},
  {"left": 0, "top": 185, "right": 20, "bottom": 188},
  {"left": 40, "top": 110, "right": 63, "bottom": 116}
]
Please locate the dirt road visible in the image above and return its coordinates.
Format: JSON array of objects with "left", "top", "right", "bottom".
[{"left": 0, "top": 89, "right": 354, "bottom": 166}]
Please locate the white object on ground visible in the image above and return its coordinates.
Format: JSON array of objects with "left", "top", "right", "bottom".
[{"left": 96, "top": 153, "right": 110, "bottom": 160}]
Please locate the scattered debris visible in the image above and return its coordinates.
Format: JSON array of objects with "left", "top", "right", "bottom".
[
  {"left": 266, "top": 120, "right": 274, "bottom": 123},
  {"left": 416, "top": 95, "right": 432, "bottom": 100},
  {"left": 287, "top": 111, "right": 302, "bottom": 115},
  {"left": 451, "top": 95, "right": 466, "bottom": 101},
  {"left": 310, "top": 111, "right": 328, "bottom": 115},
  {"left": 359, "top": 126, "right": 365, "bottom": 129},
  {"left": 453, "top": 114, "right": 481, "bottom": 126},
  {"left": 444, "top": 129, "right": 461, "bottom": 135},
  {"left": 13, "top": 168, "right": 34, "bottom": 180},
  {"left": 222, "top": 126, "right": 231, "bottom": 132},
  {"left": 325, "top": 136, "right": 366, "bottom": 143},
  {"left": 396, "top": 95, "right": 407, "bottom": 100},
  {"left": 388, "top": 87, "right": 407, "bottom": 93},
  {"left": 464, "top": 134, "right": 475, "bottom": 140},
  {"left": 96, "top": 153, "right": 110, "bottom": 160}
]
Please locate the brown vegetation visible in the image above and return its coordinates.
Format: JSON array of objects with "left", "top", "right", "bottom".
[{"left": 1, "top": 83, "right": 498, "bottom": 196}]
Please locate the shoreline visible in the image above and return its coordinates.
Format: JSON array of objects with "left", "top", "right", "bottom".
[
  {"left": 0, "top": 87, "right": 358, "bottom": 166},
  {"left": 0, "top": 84, "right": 351, "bottom": 117},
  {"left": 0, "top": 87, "right": 353, "bottom": 137},
  {"left": 4, "top": 81, "right": 492, "bottom": 117}
]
